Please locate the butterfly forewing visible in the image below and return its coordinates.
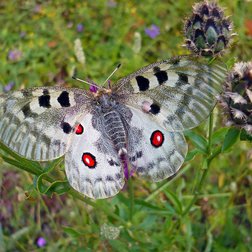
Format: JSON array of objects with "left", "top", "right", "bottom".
[
  {"left": 0, "top": 87, "right": 89, "bottom": 161},
  {"left": 116, "top": 57, "right": 226, "bottom": 131}
]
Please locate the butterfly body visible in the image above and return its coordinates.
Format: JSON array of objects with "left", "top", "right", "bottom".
[
  {"left": 91, "top": 91, "right": 128, "bottom": 153},
  {"left": 0, "top": 56, "right": 226, "bottom": 199}
]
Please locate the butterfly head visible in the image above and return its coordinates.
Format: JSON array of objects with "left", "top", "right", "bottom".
[
  {"left": 94, "top": 89, "right": 117, "bottom": 112},
  {"left": 93, "top": 86, "right": 112, "bottom": 97}
]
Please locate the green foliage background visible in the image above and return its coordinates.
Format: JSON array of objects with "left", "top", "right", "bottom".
[{"left": 0, "top": 0, "right": 252, "bottom": 251}]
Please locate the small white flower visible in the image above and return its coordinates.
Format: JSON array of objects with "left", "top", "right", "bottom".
[
  {"left": 100, "top": 224, "right": 120, "bottom": 240},
  {"left": 133, "top": 32, "right": 142, "bottom": 54},
  {"left": 74, "top": 38, "right": 86, "bottom": 65},
  {"left": 230, "top": 182, "right": 237, "bottom": 192}
]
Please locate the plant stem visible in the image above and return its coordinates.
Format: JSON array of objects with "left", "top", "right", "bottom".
[
  {"left": 128, "top": 177, "right": 134, "bottom": 221},
  {"left": 182, "top": 192, "right": 231, "bottom": 199},
  {"left": 68, "top": 189, "right": 127, "bottom": 225},
  {"left": 182, "top": 113, "right": 218, "bottom": 216},
  {"left": 145, "top": 164, "right": 191, "bottom": 202},
  {"left": 207, "top": 113, "right": 214, "bottom": 153}
]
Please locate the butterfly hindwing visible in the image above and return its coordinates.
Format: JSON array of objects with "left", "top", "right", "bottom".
[
  {"left": 126, "top": 106, "right": 188, "bottom": 181},
  {"left": 0, "top": 87, "right": 89, "bottom": 161},
  {"left": 65, "top": 113, "right": 125, "bottom": 199}
]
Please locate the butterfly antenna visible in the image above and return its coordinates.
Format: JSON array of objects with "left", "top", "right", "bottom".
[
  {"left": 72, "top": 76, "right": 100, "bottom": 89},
  {"left": 102, "top": 63, "right": 121, "bottom": 87}
]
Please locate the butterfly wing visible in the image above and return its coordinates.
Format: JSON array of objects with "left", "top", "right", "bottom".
[
  {"left": 0, "top": 87, "right": 90, "bottom": 161},
  {"left": 64, "top": 113, "right": 125, "bottom": 199},
  {"left": 126, "top": 106, "right": 187, "bottom": 181},
  {"left": 116, "top": 56, "right": 226, "bottom": 131}
]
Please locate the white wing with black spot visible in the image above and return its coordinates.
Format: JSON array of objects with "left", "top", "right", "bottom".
[
  {"left": 116, "top": 56, "right": 226, "bottom": 131},
  {"left": 65, "top": 113, "right": 125, "bottom": 199},
  {"left": 126, "top": 107, "right": 187, "bottom": 181},
  {"left": 0, "top": 87, "right": 90, "bottom": 161}
]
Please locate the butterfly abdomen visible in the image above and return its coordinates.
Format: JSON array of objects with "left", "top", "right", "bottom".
[{"left": 103, "top": 110, "right": 127, "bottom": 154}]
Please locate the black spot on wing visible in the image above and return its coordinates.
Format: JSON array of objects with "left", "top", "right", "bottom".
[
  {"left": 129, "top": 151, "right": 143, "bottom": 162},
  {"left": 21, "top": 90, "right": 32, "bottom": 97},
  {"left": 136, "top": 76, "right": 150, "bottom": 91},
  {"left": 170, "top": 57, "right": 181, "bottom": 65},
  {"left": 38, "top": 94, "right": 51, "bottom": 108},
  {"left": 22, "top": 104, "right": 31, "bottom": 117},
  {"left": 94, "top": 178, "right": 102, "bottom": 184},
  {"left": 150, "top": 103, "right": 160, "bottom": 115},
  {"left": 3, "top": 104, "right": 7, "bottom": 114},
  {"left": 61, "top": 122, "right": 72, "bottom": 134},
  {"left": 22, "top": 103, "right": 38, "bottom": 118},
  {"left": 43, "top": 89, "right": 49, "bottom": 95},
  {"left": 137, "top": 167, "right": 145, "bottom": 173},
  {"left": 57, "top": 91, "right": 70, "bottom": 107},
  {"left": 153, "top": 66, "right": 161, "bottom": 73},
  {"left": 178, "top": 73, "right": 189, "bottom": 83},
  {"left": 106, "top": 176, "right": 114, "bottom": 182},
  {"left": 85, "top": 178, "right": 92, "bottom": 184},
  {"left": 136, "top": 151, "right": 142, "bottom": 158},
  {"left": 115, "top": 173, "right": 122, "bottom": 180},
  {"left": 154, "top": 71, "right": 168, "bottom": 85},
  {"left": 108, "top": 159, "right": 120, "bottom": 166}
]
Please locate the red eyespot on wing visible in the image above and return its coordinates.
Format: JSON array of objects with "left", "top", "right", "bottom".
[
  {"left": 75, "top": 124, "right": 84, "bottom": 135},
  {"left": 150, "top": 130, "right": 164, "bottom": 148},
  {"left": 82, "top": 152, "right": 96, "bottom": 168}
]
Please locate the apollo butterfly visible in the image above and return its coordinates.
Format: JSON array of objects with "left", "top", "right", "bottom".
[{"left": 0, "top": 56, "right": 226, "bottom": 199}]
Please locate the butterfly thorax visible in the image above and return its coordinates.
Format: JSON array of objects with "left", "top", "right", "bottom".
[{"left": 96, "top": 93, "right": 117, "bottom": 113}]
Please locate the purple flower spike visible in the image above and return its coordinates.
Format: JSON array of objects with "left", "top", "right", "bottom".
[
  {"left": 90, "top": 84, "right": 98, "bottom": 93},
  {"left": 77, "top": 23, "right": 84, "bottom": 32},
  {"left": 124, "top": 160, "right": 129, "bottom": 180},
  {"left": 36, "top": 237, "right": 46, "bottom": 247},
  {"left": 8, "top": 49, "right": 22, "bottom": 61},
  {"left": 107, "top": 0, "right": 117, "bottom": 8},
  {"left": 120, "top": 154, "right": 135, "bottom": 180},
  {"left": 145, "top": 24, "right": 160, "bottom": 39},
  {"left": 3, "top": 81, "right": 15, "bottom": 93},
  {"left": 20, "top": 31, "right": 26, "bottom": 38}
]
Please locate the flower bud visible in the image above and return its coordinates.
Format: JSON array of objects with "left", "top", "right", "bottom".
[
  {"left": 184, "top": 1, "right": 234, "bottom": 56},
  {"left": 220, "top": 62, "right": 252, "bottom": 135}
]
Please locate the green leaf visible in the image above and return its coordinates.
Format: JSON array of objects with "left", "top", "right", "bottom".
[
  {"left": 36, "top": 174, "right": 51, "bottom": 195},
  {"left": 0, "top": 224, "right": 6, "bottom": 252},
  {"left": 135, "top": 199, "right": 169, "bottom": 212},
  {"left": 185, "top": 149, "right": 201, "bottom": 162},
  {"left": 163, "top": 190, "right": 183, "bottom": 215},
  {"left": 48, "top": 181, "right": 71, "bottom": 195},
  {"left": 43, "top": 158, "right": 63, "bottom": 173},
  {"left": 212, "top": 127, "right": 229, "bottom": 145},
  {"left": 240, "top": 129, "right": 252, "bottom": 142},
  {"left": 109, "top": 240, "right": 129, "bottom": 251},
  {"left": 63, "top": 226, "right": 82, "bottom": 238},
  {"left": 222, "top": 128, "right": 240, "bottom": 152},
  {"left": 0, "top": 142, "right": 43, "bottom": 175},
  {"left": 36, "top": 174, "right": 70, "bottom": 196},
  {"left": 184, "top": 130, "right": 208, "bottom": 153}
]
